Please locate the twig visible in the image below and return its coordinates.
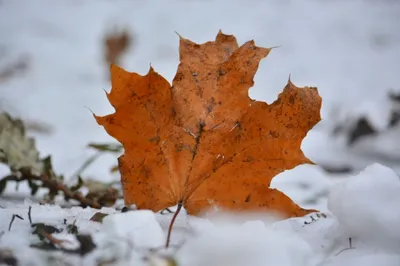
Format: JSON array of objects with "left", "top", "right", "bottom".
[
  {"left": 4, "top": 169, "right": 101, "bottom": 209},
  {"left": 32, "top": 174, "right": 101, "bottom": 208},
  {"left": 160, "top": 208, "right": 174, "bottom": 215},
  {"left": 28, "top": 206, "right": 32, "bottom": 224},
  {"left": 335, "top": 237, "right": 356, "bottom": 256},
  {"left": 37, "top": 228, "right": 72, "bottom": 248},
  {"left": 165, "top": 203, "right": 182, "bottom": 248},
  {"left": 8, "top": 214, "right": 24, "bottom": 231}
]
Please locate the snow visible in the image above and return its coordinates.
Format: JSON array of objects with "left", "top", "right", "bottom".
[
  {"left": 270, "top": 164, "right": 343, "bottom": 212},
  {"left": 1, "top": 0, "right": 400, "bottom": 180},
  {"left": 1, "top": 0, "right": 400, "bottom": 265},
  {"left": 323, "top": 252, "right": 400, "bottom": 266},
  {"left": 0, "top": 163, "right": 399, "bottom": 265},
  {"left": 176, "top": 222, "right": 315, "bottom": 266},
  {"left": 328, "top": 163, "right": 400, "bottom": 252},
  {"left": 2, "top": 165, "right": 400, "bottom": 266},
  {"left": 325, "top": 95, "right": 400, "bottom": 165},
  {"left": 329, "top": 99, "right": 391, "bottom": 137},
  {"left": 100, "top": 210, "right": 165, "bottom": 249}
]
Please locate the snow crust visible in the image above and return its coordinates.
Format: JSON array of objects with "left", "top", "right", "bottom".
[
  {"left": 1, "top": 0, "right": 400, "bottom": 181},
  {"left": 100, "top": 210, "right": 165, "bottom": 249},
  {"left": 328, "top": 163, "right": 400, "bottom": 252},
  {"left": 0, "top": 163, "right": 399, "bottom": 265}
]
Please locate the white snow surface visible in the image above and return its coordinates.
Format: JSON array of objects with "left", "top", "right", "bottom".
[
  {"left": 1, "top": 0, "right": 400, "bottom": 265},
  {"left": 1, "top": 0, "right": 400, "bottom": 180},
  {"left": 1, "top": 163, "right": 400, "bottom": 265},
  {"left": 328, "top": 163, "right": 400, "bottom": 252},
  {"left": 100, "top": 210, "right": 166, "bottom": 249}
]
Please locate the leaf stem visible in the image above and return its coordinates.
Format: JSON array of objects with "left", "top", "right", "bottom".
[{"left": 165, "top": 203, "right": 182, "bottom": 248}]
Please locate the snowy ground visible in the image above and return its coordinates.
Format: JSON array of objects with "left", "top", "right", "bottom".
[
  {"left": 1, "top": 163, "right": 400, "bottom": 266},
  {"left": 1, "top": 0, "right": 400, "bottom": 265}
]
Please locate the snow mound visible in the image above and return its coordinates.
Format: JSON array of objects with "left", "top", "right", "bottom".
[
  {"left": 323, "top": 250, "right": 400, "bottom": 266},
  {"left": 328, "top": 163, "right": 400, "bottom": 252},
  {"left": 1, "top": 164, "right": 400, "bottom": 265},
  {"left": 100, "top": 210, "right": 165, "bottom": 249},
  {"left": 176, "top": 220, "right": 314, "bottom": 266}
]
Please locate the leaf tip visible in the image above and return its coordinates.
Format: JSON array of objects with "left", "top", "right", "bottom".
[
  {"left": 174, "top": 30, "right": 184, "bottom": 40},
  {"left": 110, "top": 64, "right": 130, "bottom": 80},
  {"left": 148, "top": 63, "right": 155, "bottom": 73},
  {"left": 89, "top": 108, "right": 106, "bottom": 127},
  {"left": 270, "top": 45, "right": 282, "bottom": 50},
  {"left": 287, "top": 74, "right": 292, "bottom": 85},
  {"left": 102, "top": 88, "right": 110, "bottom": 97},
  {"left": 215, "top": 30, "right": 238, "bottom": 47},
  {"left": 109, "top": 63, "right": 118, "bottom": 73},
  {"left": 305, "top": 157, "right": 316, "bottom": 165},
  {"left": 216, "top": 29, "right": 228, "bottom": 39},
  {"left": 84, "top": 106, "right": 95, "bottom": 116}
]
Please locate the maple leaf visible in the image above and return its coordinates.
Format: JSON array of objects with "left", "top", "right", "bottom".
[{"left": 94, "top": 31, "right": 321, "bottom": 219}]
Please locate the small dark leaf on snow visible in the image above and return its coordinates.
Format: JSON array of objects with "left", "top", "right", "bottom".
[
  {"left": 0, "top": 248, "right": 18, "bottom": 266},
  {"left": 89, "top": 212, "right": 108, "bottom": 223},
  {"left": 121, "top": 205, "right": 136, "bottom": 213},
  {"left": 30, "top": 242, "right": 58, "bottom": 251},
  {"left": 0, "top": 178, "right": 7, "bottom": 194},
  {"left": 76, "top": 234, "right": 96, "bottom": 256},
  {"left": 31, "top": 223, "right": 63, "bottom": 240},
  {"left": 66, "top": 223, "right": 79, "bottom": 235}
]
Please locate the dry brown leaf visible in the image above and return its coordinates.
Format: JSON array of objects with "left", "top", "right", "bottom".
[
  {"left": 95, "top": 31, "right": 322, "bottom": 218},
  {"left": 103, "top": 29, "right": 131, "bottom": 67},
  {"left": 89, "top": 212, "right": 109, "bottom": 223}
]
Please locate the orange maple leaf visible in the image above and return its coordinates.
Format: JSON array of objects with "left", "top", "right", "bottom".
[{"left": 95, "top": 31, "right": 321, "bottom": 220}]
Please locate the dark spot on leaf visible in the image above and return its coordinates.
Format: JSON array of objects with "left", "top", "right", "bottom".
[
  {"left": 171, "top": 106, "right": 177, "bottom": 117},
  {"left": 148, "top": 136, "right": 160, "bottom": 143},
  {"left": 243, "top": 156, "right": 253, "bottom": 163},
  {"left": 268, "top": 130, "right": 278, "bottom": 138},
  {"left": 245, "top": 194, "right": 251, "bottom": 203},
  {"left": 206, "top": 97, "right": 216, "bottom": 114},
  {"left": 218, "top": 68, "right": 225, "bottom": 77},
  {"left": 174, "top": 72, "right": 183, "bottom": 82},
  {"left": 196, "top": 86, "right": 203, "bottom": 97},
  {"left": 289, "top": 95, "right": 295, "bottom": 105}
]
